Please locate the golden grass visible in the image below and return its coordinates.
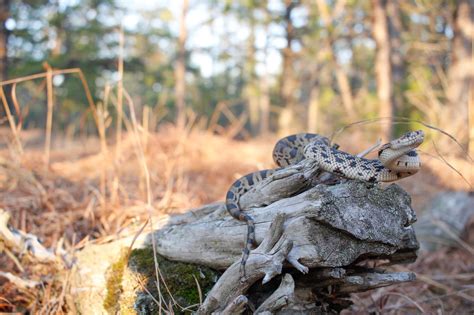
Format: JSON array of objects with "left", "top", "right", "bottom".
[
  {"left": 2, "top": 124, "right": 473, "bottom": 313},
  {"left": 0, "top": 67, "right": 473, "bottom": 313}
]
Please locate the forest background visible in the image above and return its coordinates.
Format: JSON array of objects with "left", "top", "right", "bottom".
[
  {"left": 0, "top": 0, "right": 472, "bottom": 148},
  {"left": 0, "top": 0, "right": 473, "bottom": 313}
]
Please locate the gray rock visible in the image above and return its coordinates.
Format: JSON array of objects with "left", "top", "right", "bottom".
[{"left": 415, "top": 191, "right": 474, "bottom": 251}]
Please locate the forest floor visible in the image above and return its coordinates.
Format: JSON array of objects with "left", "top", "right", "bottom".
[{"left": 0, "top": 125, "right": 473, "bottom": 313}]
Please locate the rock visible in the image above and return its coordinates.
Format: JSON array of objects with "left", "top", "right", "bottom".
[{"left": 415, "top": 191, "right": 474, "bottom": 251}]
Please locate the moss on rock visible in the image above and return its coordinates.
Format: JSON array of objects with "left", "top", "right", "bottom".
[
  {"left": 103, "top": 248, "right": 129, "bottom": 314},
  {"left": 129, "top": 247, "right": 221, "bottom": 314}
]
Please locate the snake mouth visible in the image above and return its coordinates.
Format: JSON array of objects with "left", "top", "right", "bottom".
[{"left": 408, "top": 130, "right": 424, "bottom": 145}]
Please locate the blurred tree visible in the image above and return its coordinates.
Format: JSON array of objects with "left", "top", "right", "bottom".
[
  {"left": 386, "top": 1, "right": 404, "bottom": 112},
  {"left": 0, "top": 0, "right": 11, "bottom": 119},
  {"left": 0, "top": 0, "right": 10, "bottom": 82},
  {"left": 278, "top": 0, "right": 301, "bottom": 135},
  {"left": 242, "top": 0, "right": 260, "bottom": 135},
  {"left": 175, "top": 0, "right": 188, "bottom": 129},
  {"left": 0, "top": 0, "right": 469, "bottom": 146},
  {"left": 445, "top": 0, "right": 473, "bottom": 152},
  {"left": 228, "top": 0, "right": 269, "bottom": 135},
  {"left": 121, "top": 7, "right": 174, "bottom": 117},
  {"left": 315, "top": 0, "right": 357, "bottom": 123},
  {"left": 6, "top": 0, "right": 122, "bottom": 128},
  {"left": 372, "top": 0, "right": 394, "bottom": 141},
  {"left": 259, "top": 4, "right": 272, "bottom": 135},
  {"left": 299, "top": 1, "right": 324, "bottom": 133}
]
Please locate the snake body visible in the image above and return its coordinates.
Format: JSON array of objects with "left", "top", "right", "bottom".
[{"left": 226, "top": 130, "right": 424, "bottom": 275}]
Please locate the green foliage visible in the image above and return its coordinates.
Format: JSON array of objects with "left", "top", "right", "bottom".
[{"left": 2, "top": 0, "right": 462, "bottom": 135}]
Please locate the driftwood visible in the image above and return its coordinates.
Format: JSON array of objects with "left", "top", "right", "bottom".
[
  {"left": 0, "top": 208, "right": 74, "bottom": 290},
  {"left": 0, "top": 209, "right": 58, "bottom": 264},
  {"left": 0, "top": 209, "right": 73, "bottom": 266},
  {"left": 149, "top": 158, "right": 420, "bottom": 313}
]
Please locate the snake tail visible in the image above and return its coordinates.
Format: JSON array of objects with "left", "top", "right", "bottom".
[{"left": 225, "top": 169, "right": 274, "bottom": 276}]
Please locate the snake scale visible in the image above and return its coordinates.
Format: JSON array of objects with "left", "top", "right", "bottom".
[{"left": 226, "top": 130, "right": 424, "bottom": 276}]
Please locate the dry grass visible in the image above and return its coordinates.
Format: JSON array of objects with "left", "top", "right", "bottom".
[
  {"left": 0, "top": 68, "right": 473, "bottom": 313},
  {"left": 1, "top": 124, "right": 473, "bottom": 313},
  {"left": 0, "top": 122, "right": 278, "bottom": 312}
]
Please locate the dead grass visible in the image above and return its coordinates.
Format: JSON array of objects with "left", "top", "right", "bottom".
[
  {"left": 0, "top": 124, "right": 473, "bottom": 313},
  {"left": 0, "top": 67, "right": 473, "bottom": 313},
  {"left": 0, "top": 125, "right": 276, "bottom": 312}
]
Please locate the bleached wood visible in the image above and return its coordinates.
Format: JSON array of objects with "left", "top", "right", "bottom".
[
  {"left": 0, "top": 271, "right": 40, "bottom": 289},
  {"left": 0, "top": 208, "right": 70, "bottom": 265},
  {"left": 151, "top": 161, "right": 419, "bottom": 313},
  {"left": 196, "top": 214, "right": 292, "bottom": 314},
  {"left": 254, "top": 274, "right": 295, "bottom": 314},
  {"left": 153, "top": 180, "right": 418, "bottom": 270}
]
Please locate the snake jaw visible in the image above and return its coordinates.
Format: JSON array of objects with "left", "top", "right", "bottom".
[{"left": 377, "top": 143, "right": 391, "bottom": 157}]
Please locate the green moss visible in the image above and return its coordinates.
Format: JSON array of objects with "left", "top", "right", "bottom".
[
  {"left": 103, "top": 248, "right": 129, "bottom": 314},
  {"left": 129, "top": 247, "right": 221, "bottom": 314}
]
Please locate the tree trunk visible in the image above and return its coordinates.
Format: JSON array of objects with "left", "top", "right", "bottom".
[
  {"left": 278, "top": 0, "right": 299, "bottom": 136},
  {"left": 315, "top": 0, "right": 357, "bottom": 122},
  {"left": 175, "top": 0, "right": 188, "bottom": 129},
  {"left": 372, "top": 0, "right": 394, "bottom": 141},
  {"left": 387, "top": 1, "right": 404, "bottom": 111},
  {"left": 445, "top": 0, "right": 473, "bottom": 153},
  {"left": 259, "top": 8, "right": 272, "bottom": 136},
  {"left": 307, "top": 66, "right": 321, "bottom": 133},
  {"left": 0, "top": 0, "right": 10, "bottom": 82},
  {"left": 335, "top": 65, "right": 355, "bottom": 119},
  {"left": 260, "top": 74, "right": 270, "bottom": 135},
  {"left": 245, "top": 14, "right": 260, "bottom": 135}
]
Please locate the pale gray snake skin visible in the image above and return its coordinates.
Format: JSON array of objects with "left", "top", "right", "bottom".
[{"left": 226, "top": 130, "right": 424, "bottom": 276}]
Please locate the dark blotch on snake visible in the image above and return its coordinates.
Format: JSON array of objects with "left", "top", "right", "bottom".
[
  {"left": 289, "top": 149, "right": 297, "bottom": 158},
  {"left": 375, "top": 165, "right": 385, "bottom": 171},
  {"left": 227, "top": 203, "right": 238, "bottom": 210},
  {"left": 245, "top": 174, "right": 254, "bottom": 186}
]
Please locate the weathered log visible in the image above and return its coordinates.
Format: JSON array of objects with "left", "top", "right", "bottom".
[
  {"left": 254, "top": 274, "right": 296, "bottom": 314},
  {"left": 196, "top": 214, "right": 294, "bottom": 314},
  {"left": 68, "top": 159, "right": 420, "bottom": 313},
  {"left": 148, "top": 160, "right": 419, "bottom": 313},
  {"left": 153, "top": 181, "right": 418, "bottom": 270}
]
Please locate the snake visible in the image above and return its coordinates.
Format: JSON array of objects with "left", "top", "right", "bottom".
[{"left": 225, "top": 130, "right": 424, "bottom": 276}]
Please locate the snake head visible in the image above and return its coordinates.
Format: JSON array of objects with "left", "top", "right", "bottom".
[{"left": 389, "top": 130, "right": 424, "bottom": 150}]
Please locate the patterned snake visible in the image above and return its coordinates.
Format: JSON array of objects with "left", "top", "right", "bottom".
[{"left": 225, "top": 130, "right": 424, "bottom": 276}]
